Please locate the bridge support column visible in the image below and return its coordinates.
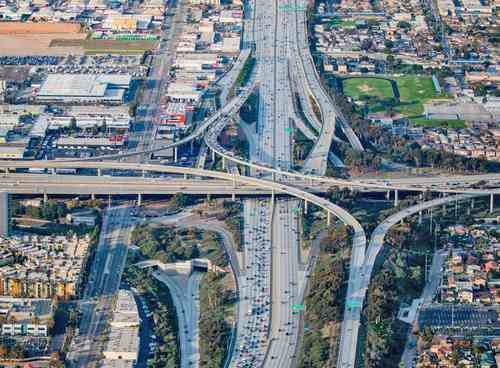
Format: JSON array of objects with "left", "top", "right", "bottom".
[
  {"left": 51, "top": 168, "right": 56, "bottom": 175},
  {"left": 442, "top": 204, "right": 446, "bottom": 216},
  {"left": 418, "top": 210, "right": 422, "bottom": 225},
  {"left": 232, "top": 193, "right": 236, "bottom": 201},
  {"left": 386, "top": 190, "right": 390, "bottom": 200},
  {"left": 490, "top": 193, "right": 494, "bottom": 213},
  {"left": 304, "top": 200, "right": 308, "bottom": 215},
  {"left": 43, "top": 191, "right": 48, "bottom": 203},
  {"left": 455, "top": 200, "right": 458, "bottom": 217},
  {"left": 97, "top": 168, "right": 102, "bottom": 177},
  {"left": 394, "top": 190, "right": 399, "bottom": 207},
  {"left": 91, "top": 193, "right": 95, "bottom": 201},
  {"left": 222, "top": 157, "right": 226, "bottom": 170},
  {"left": 142, "top": 169, "right": 146, "bottom": 178},
  {"left": 471, "top": 198, "right": 475, "bottom": 209},
  {"left": 211, "top": 149, "right": 215, "bottom": 162},
  {"left": 232, "top": 176, "right": 236, "bottom": 189},
  {"left": 271, "top": 189, "right": 275, "bottom": 203},
  {"left": 174, "top": 147, "right": 178, "bottom": 163},
  {"left": 327, "top": 211, "right": 331, "bottom": 226},
  {"left": 207, "top": 194, "right": 211, "bottom": 201},
  {"left": 137, "top": 193, "right": 142, "bottom": 206},
  {"left": 184, "top": 173, "right": 188, "bottom": 180},
  {"left": 429, "top": 208, "right": 433, "bottom": 232}
]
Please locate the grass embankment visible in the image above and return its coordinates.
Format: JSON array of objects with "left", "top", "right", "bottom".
[
  {"left": 123, "top": 264, "right": 180, "bottom": 367},
  {"left": 299, "top": 224, "right": 352, "bottom": 368},
  {"left": 199, "top": 271, "right": 235, "bottom": 368}
]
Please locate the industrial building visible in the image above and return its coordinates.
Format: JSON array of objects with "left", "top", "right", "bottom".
[
  {"left": 0, "top": 192, "right": 8, "bottom": 237},
  {"left": 103, "top": 290, "right": 139, "bottom": 366},
  {"left": 166, "top": 83, "right": 203, "bottom": 103},
  {"left": 36, "top": 74, "right": 132, "bottom": 104},
  {"left": 55, "top": 137, "right": 125, "bottom": 149}
]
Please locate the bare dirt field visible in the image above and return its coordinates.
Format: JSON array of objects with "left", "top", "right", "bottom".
[
  {"left": 0, "top": 22, "right": 81, "bottom": 34},
  {"left": 0, "top": 33, "right": 86, "bottom": 56}
]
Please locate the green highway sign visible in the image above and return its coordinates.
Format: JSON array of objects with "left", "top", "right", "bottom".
[
  {"left": 284, "top": 128, "right": 292, "bottom": 134},
  {"left": 346, "top": 299, "right": 361, "bottom": 308},
  {"left": 291, "top": 304, "right": 305, "bottom": 311},
  {"left": 279, "top": 4, "right": 306, "bottom": 12},
  {"left": 293, "top": 207, "right": 301, "bottom": 213}
]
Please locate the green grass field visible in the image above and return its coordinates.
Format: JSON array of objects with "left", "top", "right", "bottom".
[
  {"left": 342, "top": 75, "right": 449, "bottom": 123},
  {"left": 343, "top": 77, "right": 394, "bottom": 100},
  {"left": 393, "top": 75, "right": 439, "bottom": 116},
  {"left": 410, "top": 117, "right": 466, "bottom": 129}
]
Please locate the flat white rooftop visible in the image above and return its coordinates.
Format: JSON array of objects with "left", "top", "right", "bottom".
[{"left": 38, "top": 74, "right": 131, "bottom": 98}]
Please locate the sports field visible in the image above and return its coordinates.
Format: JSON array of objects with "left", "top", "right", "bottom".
[
  {"left": 394, "top": 75, "right": 439, "bottom": 116},
  {"left": 342, "top": 75, "right": 444, "bottom": 119},
  {"left": 343, "top": 77, "right": 394, "bottom": 100}
]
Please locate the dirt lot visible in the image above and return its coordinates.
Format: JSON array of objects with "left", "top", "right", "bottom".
[
  {"left": 0, "top": 21, "right": 81, "bottom": 34},
  {"left": 0, "top": 33, "right": 86, "bottom": 56},
  {"left": 84, "top": 39, "right": 159, "bottom": 54}
]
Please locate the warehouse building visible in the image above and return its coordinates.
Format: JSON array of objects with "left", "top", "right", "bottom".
[
  {"left": 55, "top": 137, "right": 125, "bottom": 149},
  {"left": 36, "top": 74, "right": 132, "bottom": 104},
  {"left": 166, "top": 83, "right": 203, "bottom": 103},
  {"left": 103, "top": 290, "right": 139, "bottom": 366}
]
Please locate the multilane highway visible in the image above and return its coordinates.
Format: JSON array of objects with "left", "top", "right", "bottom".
[
  {"left": 68, "top": 205, "right": 133, "bottom": 367},
  {"left": 337, "top": 193, "right": 485, "bottom": 368}
]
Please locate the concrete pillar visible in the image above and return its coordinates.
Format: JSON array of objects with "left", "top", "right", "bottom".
[
  {"left": 0, "top": 192, "right": 9, "bottom": 237},
  {"left": 207, "top": 194, "right": 211, "bottom": 201},
  {"left": 304, "top": 200, "right": 308, "bottom": 214},
  {"left": 429, "top": 208, "right": 433, "bottom": 232},
  {"left": 137, "top": 193, "right": 142, "bottom": 206},
  {"left": 232, "top": 193, "right": 236, "bottom": 201},
  {"left": 97, "top": 168, "right": 102, "bottom": 176},
  {"left": 222, "top": 157, "right": 226, "bottom": 170},
  {"left": 51, "top": 168, "right": 56, "bottom": 175},
  {"left": 271, "top": 189, "right": 275, "bottom": 203},
  {"left": 394, "top": 190, "right": 399, "bottom": 207},
  {"left": 91, "top": 193, "right": 96, "bottom": 201},
  {"left": 174, "top": 147, "right": 178, "bottom": 163},
  {"left": 455, "top": 200, "right": 458, "bottom": 217},
  {"left": 211, "top": 149, "right": 215, "bottom": 162},
  {"left": 471, "top": 198, "right": 475, "bottom": 209},
  {"left": 386, "top": 190, "right": 390, "bottom": 200},
  {"left": 142, "top": 170, "right": 146, "bottom": 178},
  {"left": 232, "top": 176, "right": 236, "bottom": 189},
  {"left": 418, "top": 210, "right": 422, "bottom": 225},
  {"left": 43, "top": 191, "right": 48, "bottom": 203},
  {"left": 327, "top": 211, "right": 331, "bottom": 226},
  {"left": 442, "top": 204, "right": 446, "bottom": 216},
  {"left": 184, "top": 173, "right": 188, "bottom": 180},
  {"left": 490, "top": 193, "right": 494, "bottom": 213}
]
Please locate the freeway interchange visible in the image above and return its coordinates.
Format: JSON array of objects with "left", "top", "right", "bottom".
[{"left": 2, "top": 0, "right": 500, "bottom": 367}]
